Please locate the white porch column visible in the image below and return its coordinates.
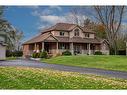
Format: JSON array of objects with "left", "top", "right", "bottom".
[
  {"left": 34, "top": 43, "right": 37, "bottom": 52},
  {"left": 70, "top": 43, "right": 74, "bottom": 55},
  {"left": 88, "top": 43, "right": 91, "bottom": 55},
  {"left": 42, "top": 42, "right": 44, "bottom": 52},
  {"left": 56, "top": 42, "right": 59, "bottom": 53}
]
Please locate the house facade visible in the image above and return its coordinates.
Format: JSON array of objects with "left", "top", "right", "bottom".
[{"left": 23, "top": 23, "right": 109, "bottom": 57}]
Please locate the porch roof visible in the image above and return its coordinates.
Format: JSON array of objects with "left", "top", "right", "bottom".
[
  {"left": 23, "top": 33, "right": 101, "bottom": 44},
  {"left": 55, "top": 36, "right": 101, "bottom": 44},
  {"left": 23, "top": 32, "right": 51, "bottom": 44},
  {"left": 69, "top": 37, "right": 101, "bottom": 44}
]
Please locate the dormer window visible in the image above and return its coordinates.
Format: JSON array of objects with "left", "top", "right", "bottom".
[
  {"left": 60, "top": 31, "right": 64, "bottom": 36},
  {"left": 85, "top": 33, "right": 90, "bottom": 38},
  {"left": 74, "top": 29, "right": 79, "bottom": 36}
]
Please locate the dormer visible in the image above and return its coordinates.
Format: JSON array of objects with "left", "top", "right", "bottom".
[
  {"left": 51, "top": 30, "right": 69, "bottom": 37},
  {"left": 82, "top": 27, "right": 95, "bottom": 39},
  {"left": 70, "top": 27, "right": 84, "bottom": 38},
  {"left": 84, "top": 33, "right": 95, "bottom": 39}
]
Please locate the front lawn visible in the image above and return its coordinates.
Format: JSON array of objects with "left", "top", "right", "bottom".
[
  {"left": 42, "top": 55, "right": 127, "bottom": 71},
  {"left": 0, "top": 67, "right": 127, "bottom": 89},
  {"left": 6, "top": 57, "right": 17, "bottom": 60}
]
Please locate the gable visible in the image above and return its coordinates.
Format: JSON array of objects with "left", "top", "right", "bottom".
[
  {"left": 44, "top": 35, "right": 58, "bottom": 42},
  {"left": 70, "top": 26, "right": 84, "bottom": 38}
]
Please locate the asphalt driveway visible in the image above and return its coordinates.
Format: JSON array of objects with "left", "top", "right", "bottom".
[{"left": 1, "top": 59, "right": 127, "bottom": 79}]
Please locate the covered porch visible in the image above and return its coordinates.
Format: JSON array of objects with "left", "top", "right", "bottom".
[{"left": 28, "top": 42, "right": 101, "bottom": 56}]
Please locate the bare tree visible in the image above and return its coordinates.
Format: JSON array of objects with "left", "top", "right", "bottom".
[
  {"left": 66, "top": 7, "right": 87, "bottom": 26},
  {"left": 94, "top": 6, "right": 125, "bottom": 55}
]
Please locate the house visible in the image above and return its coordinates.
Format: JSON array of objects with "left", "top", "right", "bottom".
[
  {"left": 23, "top": 23, "right": 109, "bottom": 57},
  {"left": 0, "top": 33, "right": 6, "bottom": 59}
]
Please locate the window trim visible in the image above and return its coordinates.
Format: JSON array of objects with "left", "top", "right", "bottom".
[
  {"left": 84, "top": 33, "right": 90, "bottom": 38},
  {"left": 60, "top": 31, "right": 65, "bottom": 36},
  {"left": 74, "top": 29, "right": 80, "bottom": 36}
]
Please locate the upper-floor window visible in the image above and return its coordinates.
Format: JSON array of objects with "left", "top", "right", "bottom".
[
  {"left": 74, "top": 29, "right": 79, "bottom": 36},
  {"left": 60, "top": 31, "right": 64, "bottom": 36},
  {"left": 84, "top": 33, "right": 90, "bottom": 38}
]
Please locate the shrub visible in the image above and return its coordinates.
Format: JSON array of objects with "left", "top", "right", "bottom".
[
  {"left": 94, "top": 51, "right": 103, "bottom": 55},
  {"left": 40, "top": 51, "right": 48, "bottom": 58},
  {"left": 6, "top": 50, "right": 23, "bottom": 57},
  {"left": 36, "top": 53, "right": 40, "bottom": 58},
  {"left": 14, "top": 51, "right": 23, "bottom": 57},
  {"left": 32, "top": 52, "right": 37, "bottom": 58},
  {"left": 6, "top": 50, "right": 13, "bottom": 57},
  {"left": 62, "top": 51, "right": 72, "bottom": 56}
]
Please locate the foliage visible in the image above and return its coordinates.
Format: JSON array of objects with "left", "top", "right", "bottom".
[
  {"left": 94, "top": 24, "right": 107, "bottom": 39},
  {"left": 32, "top": 52, "right": 40, "bottom": 58},
  {"left": 40, "top": 51, "right": 48, "bottom": 58},
  {"left": 6, "top": 50, "right": 23, "bottom": 57},
  {"left": 62, "top": 51, "right": 72, "bottom": 56},
  {"left": 42, "top": 55, "right": 127, "bottom": 72},
  {"left": 0, "top": 6, "right": 23, "bottom": 51},
  {"left": 118, "top": 50, "right": 126, "bottom": 55},
  {"left": 94, "top": 51, "right": 103, "bottom": 55},
  {"left": 0, "top": 67, "right": 127, "bottom": 89}
]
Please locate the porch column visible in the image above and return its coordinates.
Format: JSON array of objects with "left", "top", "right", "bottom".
[
  {"left": 56, "top": 42, "right": 59, "bottom": 53},
  {"left": 34, "top": 43, "right": 37, "bottom": 52},
  {"left": 36, "top": 44, "right": 40, "bottom": 53},
  {"left": 88, "top": 43, "right": 91, "bottom": 55},
  {"left": 70, "top": 43, "right": 74, "bottom": 55},
  {"left": 42, "top": 42, "right": 44, "bottom": 52}
]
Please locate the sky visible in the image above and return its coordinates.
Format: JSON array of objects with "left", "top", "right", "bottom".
[
  {"left": 3, "top": 6, "right": 127, "bottom": 42},
  {"left": 3, "top": 6, "right": 76, "bottom": 42}
]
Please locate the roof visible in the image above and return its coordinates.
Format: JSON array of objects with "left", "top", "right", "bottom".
[
  {"left": 69, "top": 37, "right": 101, "bottom": 43},
  {"left": 55, "top": 36, "right": 101, "bottom": 43},
  {"left": 81, "top": 27, "right": 95, "bottom": 33},
  {"left": 23, "top": 23, "right": 99, "bottom": 44},
  {"left": 23, "top": 32, "right": 51, "bottom": 44},
  {"left": 42, "top": 23, "right": 77, "bottom": 33},
  {"left": 42, "top": 23, "right": 95, "bottom": 33}
]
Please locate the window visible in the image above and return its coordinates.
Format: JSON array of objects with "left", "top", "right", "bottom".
[
  {"left": 60, "top": 31, "right": 64, "bottom": 36},
  {"left": 74, "top": 29, "right": 79, "bottom": 36},
  {"left": 84, "top": 33, "right": 90, "bottom": 38},
  {"left": 59, "top": 43, "right": 69, "bottom": 49}
]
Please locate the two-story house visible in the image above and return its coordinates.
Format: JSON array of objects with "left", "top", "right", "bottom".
[{"left": 23, "top": 23, "right": 109, "bottom": 57}]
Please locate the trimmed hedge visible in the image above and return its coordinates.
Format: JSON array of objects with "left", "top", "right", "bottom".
[
  {"left": 62, "top": 51, "right": 72, "bottom": 56},
  {"left": 32, "top": 51, "right": 48, "bottom": 58},
  {"left": 40, "top": 51, "right": 48, "bottom": 58},
  {"left": 6, "top": 50, "right": 23, "bottom": 57},
  {"left": 94, "top": 51, "right": 103, "bottom": 55}
]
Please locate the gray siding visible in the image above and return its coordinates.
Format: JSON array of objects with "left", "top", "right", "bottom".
[{"left": 0, "top": 44, "right": 6, "bottom": 59}]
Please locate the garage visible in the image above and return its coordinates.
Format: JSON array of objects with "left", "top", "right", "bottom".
[{"left": 0, "top": 42, "right": 6, "bottom": 60}]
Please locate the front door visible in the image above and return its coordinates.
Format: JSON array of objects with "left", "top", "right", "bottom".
[
  {"left": 44, "top": 43, "right": 50, "bottom": 53},
  {"left": 74, "top": 44, "right": 81, "bottom": 54}
]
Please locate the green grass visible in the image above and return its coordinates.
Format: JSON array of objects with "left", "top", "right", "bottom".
[
  {"left": 0, "top": 67, "right": 127, "bottom": 89},
  {"left": 6, "top": 57, "right": 17, "bottom": 60},
  {"left": 42, "top": 55, "right": 127, "bottom": 72}
]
